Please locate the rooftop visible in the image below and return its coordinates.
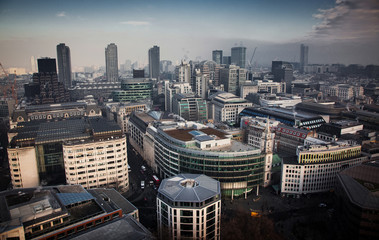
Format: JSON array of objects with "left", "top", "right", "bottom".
[
  {"left": 158, "top": 174, "right": 220, "bottom": 203},
  {"left": 338, "top": 161, "right": 379, "bottom": 209},
  {"left": 164, "top": 128, "right": 227, "bottom": 141},
  {"left": 70, "top": 215, "right": 154, "bottom": 240},
  {"left": 88, "top": 188, "right": 137, "bottom": 215},
  {"left": 24, "top": 102, "right": 87, "bottom": 112},
  {"left": 10, "top": 117, "right": 122, "bottom": 146}
]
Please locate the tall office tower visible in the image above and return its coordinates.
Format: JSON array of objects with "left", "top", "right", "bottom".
[
  {"left": 231, "top": 46, "right": 246, "bottom": 68},
  {"left": 105, "top": 43, "right": 119, "bottom": 82},
  {"left": 212, "top": 50, "right": 223, "bottom": 64},
  {"left": 223, "top": 56, "right": 231, "bottom": 66},
  {"left": 300, "top": 44, "right": 309, "bottom": 73},
  {"left": 157, "top": 174, "right": 221, "bottom": 240},
  {"left": 27, "top": 58, "right": 69, "bottom": 104},
  {"left": 271, "top": 61, "right": 293, "bottom": 93},
  {"left": 37, "top": 58, "right": 57, "bottom": 73},
  {"left": 56, "top": 43, "right": 72, "bottom": 89},
  {"left": 133, "top": 69, "right": 145, "bottom": 78},
  {"left": 148, "top": 45, "right": 160, "bottom": 79}
]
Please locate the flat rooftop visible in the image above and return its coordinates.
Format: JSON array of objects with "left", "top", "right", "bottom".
[
  {"left": 10, "top": 117, "right": 122, "bottom": 146},
  {"left": 88, "top": 189, "right": 137, "bottom": 215},
  {"left": 164, "top": 128, "right": 227, "bottom": 141},
  {"left": 24, "top": 102, "right": 87, "bottom": 112}
]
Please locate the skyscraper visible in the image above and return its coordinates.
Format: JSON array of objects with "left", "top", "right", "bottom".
[
  {"left": 37, "top": 58, "right": 57, "bottom": 73},
  {"left": 30, "top": 56, "right": 37, "bottom": 73},
  {"left": 271, "top": 61, "right": 293, "bottom": 93},
  {"left": 148, "top": 45, "right": 160, "bottom": 79},
  {"left": 300, "top": 44, "right": 309, "bottom": 73},
  {"left": 231, "top": 46, "right": 246, "bottom": 68},
  {"left": 222, "top": 56, "right": 231, "bottom": 65},
  {"left": 105, "top": 43, "right": 118, "bottom": 82},
  {"left": 212, "top": 50, "right": 223, "bottom": 64},
  {"left": 56, "top": 43, "right": 72, "bottom": 89}
]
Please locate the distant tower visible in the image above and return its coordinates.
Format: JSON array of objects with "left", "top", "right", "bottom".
[
  {"left": 271, "top": 61, "right": 293, "bottom": 93},
  {"left": 222, "top": 56, "right": 231, "bottom": 66},
  {"left": 37, "top": 58, "right": 57, "bottom": 73},
  {"left": 148, "top": 45, "right": 160, "bottom": 79},
  {"left": 30, "top": 56, "right": 37, "bottom": 73},
  {"left": 300, "top": 44, "right": 309, "bottom": 73},
  {"left": 56, "top": 43, "right": 72, "bottom": 89},
  {"left": 231, "top": 46, "right": 246, "bottom": 68},
  {"left": 105, "top": 43, "right": 119, "bottom": 82},
  {"left": 212, "top": 50, "right": 223, "bottom": 64},
  {"left": 263, "top": 119, "right": 273, "bottom": 187}
]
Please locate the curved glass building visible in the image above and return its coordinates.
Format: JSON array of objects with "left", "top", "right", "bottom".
[{"left": 154, "top": 123, "right": 265, "bottom": 197}]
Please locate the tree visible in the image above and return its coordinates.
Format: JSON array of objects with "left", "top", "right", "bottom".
[{"left": 221, "top": 209, "right": 283, "bottom": 240}]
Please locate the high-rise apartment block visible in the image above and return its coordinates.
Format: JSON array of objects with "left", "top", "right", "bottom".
[
  {"left": 157, "top": 174, "right": 221, "bottom": 240},
  {"left": 56, "top": 43, "right": 72, "bottom": 89},
  {"left": 212, "top": 50, "right": 223, "bottom": 64},
  {"left": 300, "top": 44, "right": 309, "bottom": 73},
  {"left": 231, "top": 47, "right": 246, "bottom": 68},
  {"left": 176, "top": 61, "right": 191, "bottom": 83},
  {"left": 105, "top": 43, "right": 119, "bottom": 82},
  {"left": 148, "top": 45, "right": 160, "bottom": 79}
]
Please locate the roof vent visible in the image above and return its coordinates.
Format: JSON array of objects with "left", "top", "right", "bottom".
[{"left": 180, "top": 179, "right": 199, "bottom": 188}]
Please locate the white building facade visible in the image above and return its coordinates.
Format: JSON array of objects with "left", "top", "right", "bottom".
[
  {"left": 210, "top": 92, "right": 252, "bottom": 124},
  {"left": 157, "top": 174, "right": 221, "bottom": 240},
  {"left": 281, "top": 142, "right": 368, "bottom": 196},
  {"left": 63, "top": 137, "right": 129, "bottom": 191}
]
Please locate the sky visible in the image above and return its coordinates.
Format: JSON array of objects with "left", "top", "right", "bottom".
[{"left": 0, "top": 0, "right": 378, "bottom": 70}]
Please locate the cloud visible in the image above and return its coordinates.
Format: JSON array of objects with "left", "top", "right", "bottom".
[
  {"left": 120, "top": 21, "right": 150, "bottom": 26},
  {"left": 310, "top": 0, "right": 379, "bottom": 42},
  {"left": 56, "top": 11, "right": 66, "bottom": 17}
]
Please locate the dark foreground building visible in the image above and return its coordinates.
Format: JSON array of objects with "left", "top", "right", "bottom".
[
  {"left": 335, "top": 161, "right": 379, "bottom": 240},
  {"left": 0, "top": 185, "right": 153, "bottom": 240}
]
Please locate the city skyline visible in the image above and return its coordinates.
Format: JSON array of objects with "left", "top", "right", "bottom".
[{"left": 0, "top": 0, "right": 378, "bottom": 70}]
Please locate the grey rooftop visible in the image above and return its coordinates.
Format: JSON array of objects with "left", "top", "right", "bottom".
[{"left": 158, "top": 174, "right": 220, "bottom": 203}]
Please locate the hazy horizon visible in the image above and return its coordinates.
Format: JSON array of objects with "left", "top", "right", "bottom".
[{"left": 1, "top": 0, "right": 378, "bottom": 70}]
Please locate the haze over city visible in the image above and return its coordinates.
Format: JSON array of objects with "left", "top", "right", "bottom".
[{"left": 1, "top": 0, "right": 379, "bottom": 69}]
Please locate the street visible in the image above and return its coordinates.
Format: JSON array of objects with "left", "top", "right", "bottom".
[
  {"left": 123, "top": 142, "right": 158, "bottom": 233},
  {"left": 124, "top": 142, "right": 342, "bottom": 239}
]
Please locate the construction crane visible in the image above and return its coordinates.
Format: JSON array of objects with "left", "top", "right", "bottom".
[
  {"left": 247, "top": 47, "right": 257, "bottom": 72},
  {"left": 0, "top": 62, "right": 18, "bottom": 104}
]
